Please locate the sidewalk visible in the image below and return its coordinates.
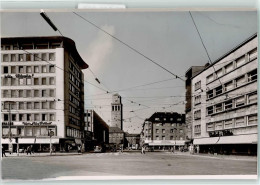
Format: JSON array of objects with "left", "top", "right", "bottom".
[
  {"left": 169, "top": 151, "right": 257, "bottom": 161},
  {"left": 2, "top": 152, "right": 83, "bottom": 157}
]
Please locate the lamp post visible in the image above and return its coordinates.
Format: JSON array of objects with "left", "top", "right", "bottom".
[
  {"left": 48, "top": 129, "right": 54, "bottom": 155},
  {"left": 173, "top": 128, "right": 177, "bottom": 153}
]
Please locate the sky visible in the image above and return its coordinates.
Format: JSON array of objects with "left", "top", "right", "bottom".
[{"left": 0, "top": 10, "right": 257, "bottom": 133}]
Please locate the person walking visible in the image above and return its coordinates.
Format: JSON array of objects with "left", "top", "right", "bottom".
[
  {"left": 26, "top": 145, "right": 32, "bottom": 155},
  {"left": 77, "top": 145, "right": 81, "bottom": 154},
  {"left": 2, "top": 145, "right": 6, "bottom": 157}
]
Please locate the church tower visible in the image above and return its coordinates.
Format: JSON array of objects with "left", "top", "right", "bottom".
[{"left": 111, "top": 94, "right": 123, "bottom": 130}]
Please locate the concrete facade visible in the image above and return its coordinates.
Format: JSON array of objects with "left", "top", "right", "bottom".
[
  {"left": 191, "top": 34, "right": 257, "bottom": 155},
  {"left": 1, "top": 36, "right": 88, "bottom": 151}
]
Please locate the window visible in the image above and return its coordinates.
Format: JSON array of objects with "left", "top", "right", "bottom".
[
  {"left": 215, "top": 103, "right": 223, "bottom": 113},
  {"left": 194, "top": 125, "right": 201, "bottom": 133},
  {"left": 12, "top": 114, "right": 16, "bottom": 121},
  {"left": 207, "top": 90, "right": 214, "bottom": 99},
  {"left": 215, "top": 85, "right": 223, "bottom": 95},
  {"left": 42, "top": 53, "right": 47, "bottom": 60},
  {"left": 235, "top": 75, "right": 246, "bottom": 87},
  {"left": 248, "top": 115, "right": 257, "bottom": 126},
  {"left": 156, "top": 136, "right": 159, "bottom": 140},
  {"left": 248, "top": 92, "right": 257, "bottom": 104},
  {"left": 247, "top": 69, "right": 257, "bottom": 82},
  {"left": 34, "top": 90, "right": 39, "bottom": 97},
  {"left": 194, "top": 110, "right": 201, "bottom": 120},
  {"left": 195, "top": 81, "right": 201, "bottom": 90},
  {"left": 42, "top": 102, "right": 47, "bottom": 109},
  {"left": 50, "top": 101, "right": 55, "bottom": 109},
  {"left": 224, "top": 119, "right": 233, "bottom": 129},
  {"left": 26, "top": 66, "right": 32, "bottom": 73},
  {"left": 235, "top": 117, "right": 245, "bottom": 127},
  {"left": 11, "top": 78, "right": 16, "bottom": 86},
  {"left": 25, "top": 127, "right": 32, "bottom": 136},
  {"left": 50, "top": 114, "right": 55, "bottom": 121},
  {"left": 27, "top": 102, "right": 32, "bottom": 109},
  {"left": 26, "top": 78, "right": 32, "bottom": 85},
  {"left": 26, "top": 90, "right": 31, "bottom": 97},
  {"left": 11, "top": 90, "right": 17, "bottom": 98},
  {"left": 49, "top": 53, "right": 55, "bottom": 61},
  {"left": 19, "top": 78, "right": 24, "bottom": 85},
  {"left": 42, "top": 78, "right": 47, "bottom": 85},
  {"left": 235, "top": 96, "right": 245, "bottom": 107},
  {"left": 18, "top": 54, "right": 24, "bottom": 61},
  {"left": 206, "top": 74, "right": 214, "bottom": 83},
  {"left": 249, "top": 48, "right": 257, "bottom": 61},
  {"left": 206, "top": 123, "right": 214, "bottom": 131},
  {"left": 42, "top": 114, "right": 47, "bottom": 121},
  {"left": 11, "top": 66, "right": 16, "bottom": 73},
  {"left": 26, "top": 54, "right": 31, "bottom": 61},
  {"left": 19, "top": 102, "right": 24, "bottom": 109},
  {"left": 34, "top": 66, "right": 39, "bottom": 73},
  {"left": 155, "top": 118, "right": 160, "bottom": 121},
  {"left": 4, "top": 114, "right": 9, "bottom": 121},
  {"left": 42, "top": 90, "right": 47, "bottom": 97},
  {"left": 42, "top": 66, "right": 47, "bottom": 73},
  {"left": 224, "top": 81, "right": 233, "bottom": 91},
  {"left": 225, "top": 62, "right": 234, "bottom": 73},
  {"left": 162, "top": 136, "right": 165, "bottom": 140},
  {"left": 19, "top": 114, "right": 25, "bottom": 121},
  {"left": 2, "top": 90, "right": 8, "bottom": 98},
  {"left": 27, "top": 114, "right": 32, "bottom": 121},
  {"left": 34, "top": 53, "right": 40, "bottom": 61},
  {"left": 224, "top": 100, "right": 233, "bottom": 110},
  {"left": 3, "top": 66, "right": 9, "bottom": 73},
  {"left": 3, "top": 78, "right": 9, "bottom": 86},
  {"left": 34, "top": 78, "right": 39, "bottom": 85},
  {"left": 194, "top": 95, "right": 201, "bottom": 105},
  {"left": 34, "top": 114, "right": 40, "bottom": 121},
  {"left": 236, "top": 56, "right": 245, "bottom": 67},
  {"left": 49, "top": 65, "right": 55, "bottom": 73},
  {"left": 18, "top": 90, "right": 23, "bottom": 97},
  {"left": 215, "top": 121, "right": 223, "bottom": 130},
  {"left": 3, "top": 54, "right": 9, "bottom": 62},
  {"left": 34, "top": 102, "right": 40, "bottom": 109},
  {"left": 216, "top": 69, "right": 223, "bottom": 78},
  {"left": 162, "top": 129, "right": 165, "bottom": 134},
  {"left": 19, "top": 66, "right": 24, "bottom": 73},
  {"left": 207, "top": 106, "right": 214, "bottom": 115}
]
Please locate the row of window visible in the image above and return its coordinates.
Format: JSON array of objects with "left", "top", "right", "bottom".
[
  {"left": 69, "top": 72, "right": 81, "bottom": 88},
  {"left": 69, "top": 83, "right": 80, "bottom": 98},
  {"left": 2, "top": 113, "right": 56, "bottom": 122},
  {"left": 145, "top": 129, "right": 184, "bottom": 134},
  {"left": 206, "top": 69, "right": 257, "bottom": 99},
  {"left": 2, "top": 53, "right": 56, "bottom": 62},
  {"left": 206, "top": 48, "right": 257, "bottom": 84},
  {"left": 2, "top": 126, "right": 57, "bottom": 137},
  {"left": 155, "top": 123, "right": 183, "bottom": 127},
  {"left": 2, "top": 77, "right": 55, "bottom": 87},
  {"left": 66, "top": 126, "right": 81, "bottom": 138},
  {"left": 2, "top": 89, "right": 56, "bottom": 98},
  {"left": 112, "top": 105, "right": 121, "bottom": 111},
  {"left": 153, "top": 136, "right": 184, "bottom": 140},
  {"left": 2, "top": 65, "right": 55, "bottom": 74},
  {"left": 2, "top": 42, "right": 62, "bottom": 50},
  {"left": 69, "top": 94, "right": 80, "bottom": 107},
  {"left": 206, "top": 92, "right": 257, "bottom": 115},
  {"left": 69, "top": 116, "right": 81, "bottom": 127},
  {"left": 2, "top": 101, "right": 56, "bottom": 110},
  {"left": 69, "top": 60, "right": 81, "bottom": 79},
  {"left": 206, "top": 114, "right": 258, "bottom": 131},
  {"left": 154, "top": 117, "right": 183, "bottom": 122},
  {"left": 69, "top": 105, "right": 80, "bottom": 117}
]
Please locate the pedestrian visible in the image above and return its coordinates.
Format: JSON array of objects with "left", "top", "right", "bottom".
[
  {"left": 2, "top": 145, "right": 6, "bottom": 157},
  {"left": 26, "top": 146, "right": 32, "bottom": 155},
  {"left": 196, "top": 145, "right": 200, "bottom": 154},
  {"left": 141, "top": 146, "right": 144, "bottom": 154},
  {"left": 171, "top": 147, "right": 174, "bottom": 153},
  {"left": 77, "top": 145, "right": 81, "bottom": 154}
]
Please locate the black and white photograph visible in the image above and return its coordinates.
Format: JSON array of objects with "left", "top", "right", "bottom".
[{"left": 0, "top": 3, "right": 258, "bottom": 182}]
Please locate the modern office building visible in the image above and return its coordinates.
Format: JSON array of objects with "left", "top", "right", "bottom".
[
  {"left": 1, "top": 36, "right": 88, "bottom": 152},
  {"left": 84, "top": 109, "right": 109, "bottom": 150},
  {"left": 140, "top": 112, "right": 186, "bottom": 149},
  {"left": 111, "top": 93, "right": 123, "bottom": 130},
  {"left": 191, "top": 34, "right": 257, "bottom": 155}
]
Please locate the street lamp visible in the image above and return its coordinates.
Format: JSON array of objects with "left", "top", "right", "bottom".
[{"left": 173, "top": 128, "right": 177, "bottom": 153}]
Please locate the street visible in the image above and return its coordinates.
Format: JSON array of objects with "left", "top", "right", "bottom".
[{"left": 1, "top": 151, "right": 257, "bottom": 180}]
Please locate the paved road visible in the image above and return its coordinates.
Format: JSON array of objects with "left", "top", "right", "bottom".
[{"left": 1, "top": 151, "right": 257, "bottom": 180}]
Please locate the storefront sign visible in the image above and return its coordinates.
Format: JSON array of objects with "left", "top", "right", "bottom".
[
  {"left": 2, "top": 122, "right": 14, "bottom": 125},
  {"left": 4, "top": 75, "right": 13, "bottom": 78},
  {"left": 22, "top": 121, "right": 52, "bottom": 125},
  {"left": 209, "top": 129, "right": 233, "bottom": 137},
  {"left": 16, "top": 74, "right": 34, "bottom": 78}
]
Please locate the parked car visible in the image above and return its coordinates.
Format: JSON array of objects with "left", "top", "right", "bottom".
[{"left": 94, "top": 146, "right": 103, "bottom": 153}]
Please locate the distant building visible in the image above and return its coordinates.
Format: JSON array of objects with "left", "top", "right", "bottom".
[
  {"left": 125, "top": 133, "right": 140, "bottom": 149},
  {"left": 109, "top": 127, "right": 125, "bottom": 147},
  {"left": 111, "top": 94, "right": 123, "bottom": 130},
  {"left": 191, "top": 34, "right": 257, "bottom": 155},
  {"left": 185, "top": 66, "right": 205, "bottom": 140},
  {"left": 84, "top": 110, "right": 109, "bottom": 150},
  {"left": 1, "top": 36, "right": 88, "bottom": 152},
  {"left": 140, "top": 112, "right": 186, "bottom": 149}
]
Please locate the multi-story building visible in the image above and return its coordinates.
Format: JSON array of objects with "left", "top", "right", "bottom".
[
  {"left": 185, "top": 66, "right": 205, "bottom": 141},
  {"left": 109, "top": 127, "right": 125, "bottom": 147},
  {"left": 1, "top": 36, "right": 88, "bottom": 152},
  {"left": 125, "top": 133, "right": 140, "bottom": 149},
  {"left": 140, "top": 112, "right": 186, "bottom": 150},
  {"left": 191, "top": 34, "right": 257, "bottom": 155},
  {"left": 84, "top": 109, "right": 109, "bottom": 150},
  {"left": 111, "top": 93, "right": 123, "bottom": 130}
]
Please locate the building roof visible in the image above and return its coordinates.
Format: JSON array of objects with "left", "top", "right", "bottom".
[
  {"left": 1, "top": 36, "right": 89, "bottom": 69},
  {"left": 125, "top": 133, "right": 140, "bottom": 137},
  {"left": 146, "top": 112, "right": 185, "bottom": 123},
  {"left": 109, "top": 127, "right": 124, "bottom": 133},
  {"left": 191, "top": 33, "right": 257, "bottom": 79}
]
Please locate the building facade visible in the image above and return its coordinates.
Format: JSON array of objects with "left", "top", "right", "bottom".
[
  {"left": 84, "top": 109, "right": 109, "bottom": 150},
  {"left": 191, "top": 34, "right": 257, "bottom": 155},
  {"left": 111, "top": 93, "right": 123, "bottom": 130},
  {"left": 125, "top": 133, "right": 140, "bottom": 149},
  {"left": 140, "top": 112, "right": 186, "bottom": 149},
  {"left": 1, "top": 36, "right": 88, "bottom": 152},
  {"left": 109, "top": 127, "right": 125, "bottom": 147}
]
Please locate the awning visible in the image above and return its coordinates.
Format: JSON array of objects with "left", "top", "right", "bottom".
[
  {"left": 147, "top": 140, "right": 185, "bottom": 146},
  {"left": 1, "top": 138, "right": 15, "bottom": 144},
  {"left": 193, "top": 134, "right": 258, "bottom": 145},
  {"left": 18, "top": 138, "right": 59, "bottom": 144}
]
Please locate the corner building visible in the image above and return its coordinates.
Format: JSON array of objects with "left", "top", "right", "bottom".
[
  {"left": 1, "top": 36, "right": 88, "bottom": 152},
  {"left": 191, "top": 34, "right": 257, "bottom": 155}
]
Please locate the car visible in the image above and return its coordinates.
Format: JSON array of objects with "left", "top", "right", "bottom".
[{"left": 94, "top": 146, "right": 103, "bottom": 153}]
